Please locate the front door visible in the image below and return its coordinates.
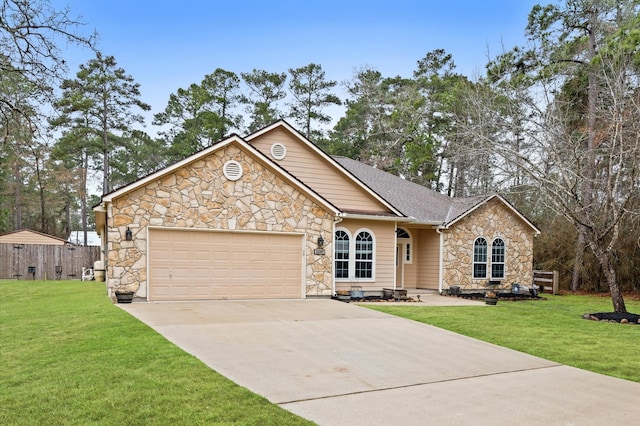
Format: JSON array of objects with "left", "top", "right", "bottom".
[
  {"left": 395, "top": 244, "right": 405, "bottom": 288},
  {"left": 395, "top": 228, "right": 412, "bottom": 288}
]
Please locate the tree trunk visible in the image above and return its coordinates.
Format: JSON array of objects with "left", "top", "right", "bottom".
[
  {"left": 102, "top": 97, "right": 109, "bottom": 194},
  {"left": 64, "top": 192, "right": 70, "bottom": 238},
  {"left": 13, "top": 160, "right": 22, "bottom": 229},
  {"left": 81, "top": 151, "right": 88, "bottom": 246},
  {"left": 33, "top": 150, "right": 46, "bottom": 232},
  {"left": 571, "top": 231, "right": 585, "bottom": 291},
  {"left": 221, "top": 100, "right": 227, "bottom": 140},
  {"left": 446, "top": 161, "right": 456, "bottom": 197},
  {"left": 600, "top": 250, "right": 627, "bottom": 313},
  {"left": 306, "top": 93, "right": 312, "bottom": 139},
  {"left": 572, "top": 10, "right": 599, "bottom": 293}
]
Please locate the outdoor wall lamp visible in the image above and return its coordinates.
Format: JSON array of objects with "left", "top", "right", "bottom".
[
  {"left": 125, "top": 227, "right": 133, "bottom": 241},
  {"left": 317, "top": 235, "right": 325, "bottom": 247}
]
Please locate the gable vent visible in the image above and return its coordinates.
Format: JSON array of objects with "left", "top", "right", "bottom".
[
  {"left": 271, "top": 143, "right": 287, "bottom": 160},
  {"left": 223, "top": 160, "right": 243, "bottom": 181}
]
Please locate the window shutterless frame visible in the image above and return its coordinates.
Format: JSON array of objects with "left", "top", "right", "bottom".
[
  {"left": 491, "top": 238, "right": 505, "bottom": 279},
  {"left": 334, "top": 227, "right": 375, "bottom": 281},
  {"left": 473, "top": 237, "right": 488, "bottom": 279}
]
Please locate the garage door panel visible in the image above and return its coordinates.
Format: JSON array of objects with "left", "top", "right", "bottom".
[{"left": 149, "top": 229, "right": 303, "bottom": 301}]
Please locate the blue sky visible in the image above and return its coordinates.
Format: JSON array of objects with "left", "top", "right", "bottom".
[{"left": 54, "top": 0, "right": 540, "bottom": 131}]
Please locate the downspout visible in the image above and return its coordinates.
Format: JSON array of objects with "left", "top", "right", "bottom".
[
  {"left": 93, "top": 201, "right": 109, "bottom": 295},
  {"left": 332, "top": 215, "right": 343, "bottom": 296},
  {"left": 435, "top": 226, "right": 445, "bottom": 294},
  {"left": 393, "top": 222, "right": 398, "bottom": 290},
  {"left": 103, "top": 202, "right": 110, "bottom": 296}
]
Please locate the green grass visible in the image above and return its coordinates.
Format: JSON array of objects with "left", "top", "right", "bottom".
[
  {"left": 366, "top": 294, "right": 640, "bottom": 382},
  {"left": 0, "top": 280, "right": 313, "bottom": 426}
]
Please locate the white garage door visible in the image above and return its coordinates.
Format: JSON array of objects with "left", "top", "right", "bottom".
[{"left": 148, "top": 229, "right": 304, "bottom": 301}]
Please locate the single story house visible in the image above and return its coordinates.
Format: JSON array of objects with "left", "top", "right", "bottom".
[{"left": 94, "top": 120, "right": 540, "bottom": 301}]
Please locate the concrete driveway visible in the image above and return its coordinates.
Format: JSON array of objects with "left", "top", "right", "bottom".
[{"left": 119, "top": 299, "right": 640, "bottom": 425}]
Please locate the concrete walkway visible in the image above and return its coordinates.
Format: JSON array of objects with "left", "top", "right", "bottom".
[{"left": 119, "top": 299, "right": 640, "bottom": 425}]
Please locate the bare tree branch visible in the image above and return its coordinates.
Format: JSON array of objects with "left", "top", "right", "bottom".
[{"left": 1, "top": 0, "right": 97, "bottom": 115}]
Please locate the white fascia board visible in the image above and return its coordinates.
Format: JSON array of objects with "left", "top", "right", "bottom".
[
  {"left": 245, "top": 120, "right": 404, "bottom": 217},
  {"left": 101, "top": 135, "right": 246, "bottom": 203},
  {"left": 338, "top": 212, "right": 414, "bottom": 222},
  {"left": 242, "top": 138, "right": 341, "bottom": 216},
  {"left": 494, "top": 194, "right": 541, "bottom": 235},
  {"left": 444, "top": 194, "right": 541, "bottom": 235},
  {"left": 402, "top": 219, "right": 445, "bottom": 227},
  {"left": 443, "top": 198, "right": 490, "bottom": 229},
  {"left": 101, "top": 134, "right": 340, "bottom": 217}
]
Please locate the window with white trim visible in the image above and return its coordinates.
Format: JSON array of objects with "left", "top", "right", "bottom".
[
  {"left": 355, "top": 231, "right": 373, "bottom": 278},
  {"left": 473, "top": 237, "right": 488, "bottom": 279},
  {"left": 491, "top": 238, "right": 505, "bottom": 279},
  {"left": 334, "top": 228, "right": 375, "bottom": 280},
  {"left": 335, "top": 230, "right": 350, "bottom": 279}
]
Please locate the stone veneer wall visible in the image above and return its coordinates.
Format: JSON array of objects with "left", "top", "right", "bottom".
[
  {"left": 107, "top": 144, "right": 334, "bottom": 297},
  {"left": 442, "top": 198, "right": 535, "bottom": 290}
]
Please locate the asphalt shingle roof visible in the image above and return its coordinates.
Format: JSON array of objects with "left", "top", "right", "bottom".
[{"left": 333, "top": 156, "right": 489, "bottom": 225}]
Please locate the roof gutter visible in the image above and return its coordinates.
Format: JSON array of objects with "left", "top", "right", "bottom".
[
  {"left": 94, "top": 204, "right": 107, "bottom": 237},
  {"left": 406, "top": 220, "right": 447, "bottom": 227},
  {"left": 337, "top": 212, "right": 415, "bottom": 222}
]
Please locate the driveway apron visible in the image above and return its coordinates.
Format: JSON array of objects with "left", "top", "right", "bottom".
[{"left": 119, "top": 299, "right": 640, "bottom": 426}]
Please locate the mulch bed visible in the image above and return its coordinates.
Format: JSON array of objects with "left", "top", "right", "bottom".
[{"left": 583, "top": 312, "right": 640, "bottom": 324}]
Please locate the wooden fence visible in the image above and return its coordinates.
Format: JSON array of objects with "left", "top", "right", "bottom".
[
  {"left": 533, "top": 270, "right": 559, "bottom": 294},
  {"left": 0, "top": 243, "right": 100, "bottom": 280}
]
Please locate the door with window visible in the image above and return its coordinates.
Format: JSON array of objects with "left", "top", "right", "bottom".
[{"left": 395, "top": 228, "right": 411, "bottom": 288}]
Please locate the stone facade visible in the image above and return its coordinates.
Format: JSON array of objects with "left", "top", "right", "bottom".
[
  {"left": 442, "top": 198, "right": 535, "bottom": 290},
  {"left": 106, "top": 143, "right": 334, "bottom": 297}
]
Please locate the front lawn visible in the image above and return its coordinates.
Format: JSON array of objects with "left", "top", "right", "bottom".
[
  {"left": 0, "top": 280, "right": 312, "bottom": 425},
  {"left": 366, "top": 294, "right": 640, "bottom": 382}
]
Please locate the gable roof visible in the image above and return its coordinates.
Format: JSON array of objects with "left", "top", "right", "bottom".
[
  {"left": 334, "top": 156, "right": 540, "bottom": 233},
  {"left": 245, "top": 120, "right": 405, "bottom": 217},
  {"left": 97, "top": 121, "right": 539, "bottom": 234},
  {"left": 99, "top": 133, "right": 341, "bottom": 216},
  {"left": 0, "top": 229, "right": 71, "bottom": 245},
  {"left": 446, "top": 194, "right": 541, "bottom": 234},
  {"left": 333, "top": 156, "right": 449, "bottom": 224}
]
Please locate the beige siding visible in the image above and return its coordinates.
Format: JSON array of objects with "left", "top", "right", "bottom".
[
  {"left": 0, "top": 230, "right": 67, "bottom": 245},
  {"left": 398, "top": 227, "right": 439, "bottom": 289},
  {"left": 334, "top": 218, "right": 396, "bottom": 292},
  {"left": 396, "top": 227, "right": 417, "bottom": 288},
  {"left": 250, "top": 127, "right": 391, "bottom": 214},
  {"left": 415, "top": 228, "right": 440, "bottom": 289}
]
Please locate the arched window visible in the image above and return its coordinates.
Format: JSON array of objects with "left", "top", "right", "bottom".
[
  {"left": 473, "top": 237, "right": 488, "bottom": 279},
  {"left": 355, "top": 231, "right": 373, "bottom": 278},
  {"left": 396, "top": 228, "right": 410, "bottom": 238},
  {"left": 335, "top": 228, "right": 375, "bottom": 280},
  {"left": 491, "top": 238, "right": 505, "bottom": 279},
  {"left": 396, "top": 228, "right": 412, "bottom": 263},
  {"left": 334, "top": 230, "right": 350, "bottom": 279}
]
